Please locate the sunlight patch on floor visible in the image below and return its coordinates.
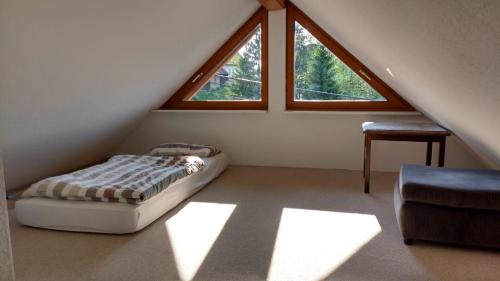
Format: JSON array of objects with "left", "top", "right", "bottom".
[
  {"left": 165, "top": 202, "right": 236, "bottom": 281},
  {"left": 267, "top": 208, "right": 381, "bottom": 281}
]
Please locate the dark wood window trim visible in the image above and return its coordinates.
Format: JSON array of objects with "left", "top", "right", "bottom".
[
  {"left": 160, "top": 8, "right": 268, "bottom": 110},
  {"left": 257, "top": 0, "right": 286, "bottom": 11},
  {"left": 286, "top": 2, "right": 414, "bottom": 111}
]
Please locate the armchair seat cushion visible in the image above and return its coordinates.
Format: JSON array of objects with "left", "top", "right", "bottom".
[{"left": 399, "top": 164, "right": 500, "bottom": 210}]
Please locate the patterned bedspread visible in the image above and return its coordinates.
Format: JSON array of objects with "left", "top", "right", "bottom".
[{"left": 22, "top": 155, "right": 205, "bottom": 204}]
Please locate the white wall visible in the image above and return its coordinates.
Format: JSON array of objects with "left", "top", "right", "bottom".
[
  {"left": 0, "top": 152, "right": 15, "bottom": 281},
  {"left": 291, "top": 0, "right": 500, "bottom": 168},
  {"left": 0, "top": 0, "right": 259, "bottom": 190},
  {"left": 1, "top": 0, "right": 495, "bottom": 192},
  {"left": 117, "top": 10, "right": 484, "bottom": 172}
]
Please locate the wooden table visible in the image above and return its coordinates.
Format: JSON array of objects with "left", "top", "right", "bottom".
[{"left": 362, "top": 122, "right": 451, "bottom": 193}]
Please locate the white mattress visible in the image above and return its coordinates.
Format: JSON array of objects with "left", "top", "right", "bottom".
[{"left": 15, "top": 153, "right": 228, "bottom": 234}]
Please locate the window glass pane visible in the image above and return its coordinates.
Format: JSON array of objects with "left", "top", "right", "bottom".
[
  {"left": 294, "top": 22, "right": 385, "bottom": 101},
  {"left": 190, "top": 26, "right": 262, "bottom": 101}
]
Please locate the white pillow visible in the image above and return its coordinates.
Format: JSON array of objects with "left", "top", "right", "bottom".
[{"left": 149, "top": 143, "right": 221, "bottom": 158}]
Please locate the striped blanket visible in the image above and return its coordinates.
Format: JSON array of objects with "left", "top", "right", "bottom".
[{"left": 22, "top": 155, "right": 205, "bottom": 204}]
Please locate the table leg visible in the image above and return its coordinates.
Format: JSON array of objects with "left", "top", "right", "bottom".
[
  {"left": 426, "top": 142, "right": 433, "bottom": 166},
  {"left": 438, "top": 138, "right": 446, "bottom": 167},
  {"left": 363, "top": 134, "right": 371, "bottom": 193}
]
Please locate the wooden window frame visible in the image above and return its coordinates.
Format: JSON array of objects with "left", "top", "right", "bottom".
[
  {"left": 257, "top": 0, "right": 286, "bottom": 11},
  {"left": 286, "top": 2, "right": 414, "bottom": 111},
  {"left": 160, "top": 8, "right": 268, "bottom": 110}
]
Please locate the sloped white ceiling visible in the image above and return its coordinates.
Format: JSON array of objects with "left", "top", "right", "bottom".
[
  {"left": 292, "top": 0, "right": 500, "bottom": 167},
  {"left": 0, "top": 0, "right": 259, "bottom": 190}
]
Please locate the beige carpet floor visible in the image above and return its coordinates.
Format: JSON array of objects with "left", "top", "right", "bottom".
[{"left": 8, "top": 166, "right": 500, "bottom": 281}]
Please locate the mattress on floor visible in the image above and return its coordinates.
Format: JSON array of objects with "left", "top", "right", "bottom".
[{"left": 15, "top": 153, "right": 228, "bottom": 234}]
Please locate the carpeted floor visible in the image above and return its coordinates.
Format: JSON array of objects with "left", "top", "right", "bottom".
[{"left": 8, "top": 166, "right": 500, "bottom": 281}]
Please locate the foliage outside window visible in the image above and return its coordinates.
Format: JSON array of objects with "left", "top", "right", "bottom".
[
  {"left": 294, "top": 22, "right": 385, "bottom": 102},
  {"left": 192, "top": 27, "right": 262, "bottom": 101}
]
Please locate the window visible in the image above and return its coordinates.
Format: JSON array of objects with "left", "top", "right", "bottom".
[
  {"left": 160, "top": 8, "right": 268, "bottom": 110},
  {"left": 286, "top": 3, "right": 413, "bottom": 111}
]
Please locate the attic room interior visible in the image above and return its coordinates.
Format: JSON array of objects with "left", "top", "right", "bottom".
[{"left": 1, "top": 0, "right": 500, "bottom": 280}]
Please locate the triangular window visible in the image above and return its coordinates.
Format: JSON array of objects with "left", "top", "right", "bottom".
[
  {"left": 160, "top": 8, "right": 268, "bottom": 110},
  {"left": 286, "top": 3, "right": 413, "bottom": 111}
]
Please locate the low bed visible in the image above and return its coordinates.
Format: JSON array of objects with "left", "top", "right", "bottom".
[{"left": 15, "top": 144, "right": 228, "bottom": 234}]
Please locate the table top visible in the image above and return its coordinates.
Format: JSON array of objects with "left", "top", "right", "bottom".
[{"left": 362, "top": 121, "right": 451, "bottom": 136}]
